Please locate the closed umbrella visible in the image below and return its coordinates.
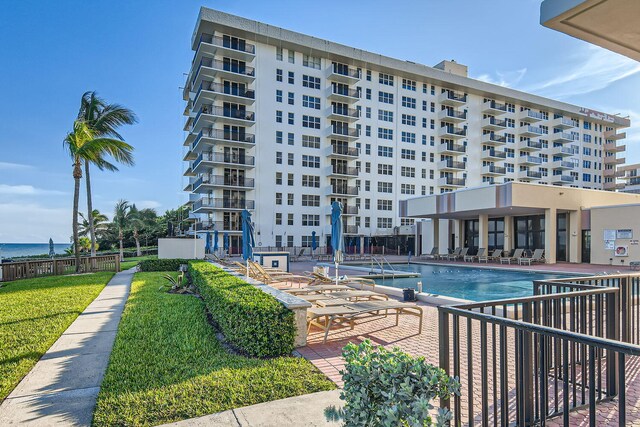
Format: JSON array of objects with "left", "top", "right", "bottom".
[
  {"left": 311, "top": 231, "right": 317, "bottom": 259},
  {"left": 49, "top": 238, "right": 55, "bottom": 258},
  {"left": 330, "top": 201, "right": 345, "bottom": 285},
  {"left": 213, "top": 230, "right": 219, "bottom": 254},
  {"left": 204, "top": 232, "right": 211, "bottom": 254},
  {"left": 223, "top": 232, "right": 229, "bottom": 255},
  {"left": 241, "top": 209, "right": 255, "bottom": 276}
]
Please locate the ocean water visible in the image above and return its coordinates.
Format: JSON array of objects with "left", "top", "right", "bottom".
[{"left": 0, "top": 243, "right": 72, "bottom": 259}]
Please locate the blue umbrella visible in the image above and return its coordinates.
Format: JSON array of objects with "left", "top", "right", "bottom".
[
  {"left": 241, "top": 209, "right": 255, "bottom": 276},
  {"left": 311, "top": 231, "right": 317, "bottom": 258},
  {"left": 223, "top": 232, "right": 229, "bottom": 253},
  {"left": 330, "top": 201, "right": 344, "bottom": 284},
  {"left": 48, "top": 238, "right": 55, "bottom": 258},
  {"left": 213, "top": 230, "right": 219, "bottom": 253},
  {"left": 204, "top": 232, "right": 211, "bottom": 254}
]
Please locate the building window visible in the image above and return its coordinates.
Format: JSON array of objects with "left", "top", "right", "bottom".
[
  {"left": 303, "top": 54, "right": 321, "bottom": 69},
  {"left": 377, "top": 164, "right": 393, "bottom": 175},
  {"left": 302, "top": 135, "right": 320, "bottom": 148},
  {"left": 276, "top": 47, "right": 283, "bottom": 61},
  {"left": 275, "top": 235, "right": 282, "bottom": 247},
  {"left": 378, "top": 110, "right": 394, "bottom": 122},
  {"left": 366, "top": 88, "right": 372, "bottom": 100},
  {"left": 288, "top": 49, "right": 295, "bottom": 63},
  {"left": 377, "top": 200, "right": 393, "bottom": 211},
  {"left": 378, "top": 91, "right": 394, "bottom": 104},
  {"left": 366, "top": 70, "right": 372, "bottom": 81},
  {"left": 401, "top": 96, "right": 416, "bottom": 109},
  {"left": 276, "top": 110, "right": 282, "bottom": 123},
  {"left": 302, "top": 95, "right": 321, "bottom": 109},
  {"left": 287, "top": 132, "right": 294, "bottom": 145},
  {"left": 377, "top": 146, "right": 393, "bottom": 157},
  {"left": 401, "top": 131, "right": 416, "bottom": 143},
  {"left": 288, "top": 71, "right": 294, "bottom": 84},
  {"left": 302, "top": 75, "right": 321, "bottom": 89},
  {"left": 302, "top": 214, "right": 320, "bottom": 226},
  {"left": 275, "top": 131, "right": 283, "bottom": 144},
  {"left": 401, "top": 149, "right": 416, "bottom": 160},
  {"left": 302, "top": 195, "right": 320, "bottom": 207},
  {"left": 378, "top": 128, "right": 393, "bottom": 140},
  {"left": 377, "top": 218, "right": 393, "bottom": 228},
  {"left": 288, "top": 92, "right": 295, "bottom": 105},
  {"left": 402, "top": 78, "right": 416, "bottom": 91},
  {"left": 379, "top": 73, "right": 394, "bottom": 86},
  {"left": 275, "top": 172, "right": 282, "bottom": 185},
  {"left": 276, "top": 69, "right": 283, "bottom": 82},
  {"left": 400, "top": 184, "right": 416, "bottom": 194},
  {"left": 287, "top": 235, "right": 294, "bottom": 247},
  {"left": 302, "top": 115, "right": 321, "bottom": 129},
  {"left": 401, "top": 166, "right": 416, "bottom": 177},
  {"left": 302, "top": 155, "right": 320, "bottom": 168},
  {"left": 288, "top": 195, "right": 294, "bottom": 207},
  {"left": 275, "top": 213, "right": 282, "bottom": 225},
  {"left": 275, "top": 90, "right": 282, "bottom": 103},
  {"left": 275, "top": 151, "right": 282, "bottom": 164},
  {"left": 288, "top": 153, "right": 294, "bottom": 166},
  {"left": 288, "top": 173, "right": 294, "bottom": 186},
  {"left": 288, "top": 112, "right": 294, "bottom": 125},
  {"left": 302, "top": 175, "right": 320, "bottom": 187},
  {"left": 275, "top": 193, "right": 282, "bottom": 205},
  {"left": 401, "top": 114, "right": 416, "bottom": 126}
]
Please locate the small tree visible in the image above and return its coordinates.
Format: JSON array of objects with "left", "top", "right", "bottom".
[{"left": 339, "top": 340, "right": 460, "bottom": 427}]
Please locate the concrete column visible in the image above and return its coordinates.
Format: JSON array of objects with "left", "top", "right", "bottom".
[
  {"left": 504, "top": 216, "right": 513, "bottom": 252},
  {"left": 430, "top": 219, "right": 439, "bottom": 253},
  {"left": 439, "top": 219, "right": 450, "bottom": 253},
  {"left": 454, "top": 220, "right": 464, "bottom": 249},
  {"left": 359, "top": 236, "right": 365, "bottom": 256},
  {"left": 479, "top": 214, "right": 489, "bottom": 250},
  {"left": 568, "top": 210, "right": 582, "bottom": 263},
  {"left": 545, "top": 208, "right": 557, "bottom": 264}
]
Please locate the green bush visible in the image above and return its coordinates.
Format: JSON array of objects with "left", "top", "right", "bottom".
[
  {"left": 138, "top": 258, "right": 188, "bottom": 272},
  {"left": 189, "top": 261, "right": 295, "bottom": 357},
  {"left": 340, "top": 340, "right": 460, "bottom": 427}
]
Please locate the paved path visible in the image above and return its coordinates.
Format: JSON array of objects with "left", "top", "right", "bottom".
[
  {"left": 0, "top": 269, "right": 134, "bottom": 426},
  {"left": 158, "top": 390, "right": 343, "bottom": 427}
]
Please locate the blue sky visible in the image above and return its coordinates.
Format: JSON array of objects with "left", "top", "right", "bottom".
[{"left": 1, "top": 0, "right": 639, "bottom": 243}]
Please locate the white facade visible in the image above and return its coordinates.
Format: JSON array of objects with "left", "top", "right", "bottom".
[{"left": 182, "top": 8, "right": 630, "bottom": 252}]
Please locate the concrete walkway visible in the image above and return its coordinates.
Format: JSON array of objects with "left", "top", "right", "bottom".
[
  {"left": 158, "top": 390, "right": 343, "bottom": 427},
  {"left": 0, "top": 269, "right": 134, "bottom": 426}
]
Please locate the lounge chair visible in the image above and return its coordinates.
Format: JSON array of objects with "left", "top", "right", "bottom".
[
  {"left": 299, "top": 290, "right": 389, "bottom": 303},
  {"left": 482, "top": 249, "right": 502, "bottom": 263},
  {"left": 250, "top": 262, "right": 313, "bottom": 286},
  {"left": 305, "top": 271, "right": 376, "bottom": 290},
  {"left": 291, "top": 248, "right": 308, "bottom": 262},
  {"left": 500, "top": 248, "right": 524, "bottom": 264},
  {"left": 449, "top": 247, "right": 468, "bottom": 261},
  {"left": 286, "top": 284, "right": 355, "bottom": 295},
  {"left": 307, "top": 300, "right": 423, "bottom": 343},
  {"left": 420, "top": 247, "right": 438, "bottom": 260},
  {"left": 445, "top": 248, "right": 462, "bottom": 261},
  {"left": 519, "top": 249, "right": 545, "bottom": 265},
  {"left": 464, "top": 248, "right": 486, "bottom": 262}
]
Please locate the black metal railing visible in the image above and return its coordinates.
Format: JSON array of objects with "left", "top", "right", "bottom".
[
  {"left": 330, "top": 184, "right": 358, "bottom": 195},
  {"left": 193, "top": 152, "right": 255, "bottom": 169},
  {"left": 330, "top": 145, "right": 359, "bottom": 157},
  {"left": 483, "top": 148, "right": 507, "bottom": 159},
  {"left": 195, "top": 220, "right": 242, "bottom": 232},
  {"left": 196, "top": 105, "right": 255, "bottom": 123},
  {"left": 331, "top": 105, "right": 360, "bottom": 118},
  {"left": 194, "top": 174, "right": 255, "bottom": 189},
  {"left": 331, "top": 63, "right": 360, "bottom": 79},
  {"left": 193, "top": 128, "right": 255, "bottom": 149},
  {"left": 197, "top": 57, "right": 255, "bottom": 77},
  {"left": 193, "top": 197, "right": 255, "bottom": 211},
  {"left": 440, "top": 142, "right": 466, "bottom": 153},
  {"left": 196, "top": 81, "right": 255, "bottom": 100},
  {"left": 199, "top": 33, "right": 256, "bottom": 54}
]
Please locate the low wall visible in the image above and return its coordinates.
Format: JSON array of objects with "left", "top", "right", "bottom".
[{"left": 158, "top": 238, "right": 205, "bottom": 260}]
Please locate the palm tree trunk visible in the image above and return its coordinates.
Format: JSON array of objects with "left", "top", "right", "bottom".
[
  {"left": 134, "top": 229, "right": 141, "bottom": 257},
  {"left": 119, "top": 229, "right": 124, "bottom": 262},
  {"left": 72, "top": 162, "right": 82, "bottom": 273},
  {"left": 85, "top": 162, "right": 97, "bottom": 258}
]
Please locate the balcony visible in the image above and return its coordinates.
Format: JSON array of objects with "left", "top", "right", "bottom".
[
  {"left": 438, "top": 91, "right": 467, "bottom": 106},
  {"left": 517, "top": 170, "right": 542, "bottom": 181},
  {"left": 438, "top": 126, "right": 467, "bottom": 139},
  {"left": 326, "top": 63, "right": 360, "bottom": 84},
  {"left": 183, "top": 182, "right": 193, "bottom": 192},
  {"left": 482, "top": 165, "right": 506, "bottom": 176},
  {"left": 325, "top": 144, "right": 359, "bottom": 159},
  {"left": 550, "top": 146, "right": 574, "bottom": 157},
  {"left": 552, "top": 132, "right": 578, "bottom": 144},
  {"left": 604, "top": 142, "right": 625, "bottom": 152},
  {"left": 604, "top": 181, "right": 626, "bottom": 190},
  {"left": 481, "top": 148, "right": 507, "bottom": 160},
  {"left": 326, "top": 185, "right": 359, "bottom": 197},
  {"left": 438, "top": 142, "right": 466, "bottom": 155},
  {"left": 519, "top": 125, "right": 546, "bottom": 137},
  {"left": 438, "top": 109, "right": 467, "bottom": 122},
  {"left": 327, "top": 105, "right": 360, "bottom": 122},
  {"left": 190, "top": 57, "right": 256, "bottom": 90},
  {"left": 327, "top": 85, "right": 360, "bottom": 103},
  {"left": 194, "top": 33, "right": 256, "bottom": 63},
  {"left": 195, "top": 220, "right": 242, "bottom": 232},
  {"left": 191, "top": 128, "right": 255, "bottom": 152},
  {"left": 192, "top": 152, "right": 256, "bottom": 173},
  {"left": 551, "top": 117, "right": 577, "bottom": 130},
  {"left": 519, "top": 155, "right": 543, "bottom": 166},
  {"left": 481, "top": 117, "right": 507, "bottom": 130},
  {"left": 604, "top": 130, "right": 626, "bottom": 140},
  {"left": 344, "top": 225, "right": 359, "bottom": 235},
  {"left": 192, "top": 197, "right": 255, "bottom": 213},
  {"left": 482, "top": 100, "right": 508, "bottom": 115},
  {"left": 438, "top": 159, "right": 466, "bottom": 171},
  {"left": 327, "top": 125, "right": 360, "bottom": 141},
  {"left": 193, "top": 105, "right": 255, "bottom": 131},
  {"left": 519, "top": 109, "right": 546, "bottom": 122},
  {"left": 481, "top": 133, "right": 507, "bottom": 146},
  {"left": 517, "top": 139, "right": 543, "bottom": 151},
  {"left": 604, "top": 169, "right": 625, "bottom": 178},
  {"left": 192, "top": 174, "right": 255, "bottom": 192},
  {"left": 326, "top": 165, "right": 359, "bottom": 177},
  {"left": 550, "top": 160, "right": 575, "bottom": 170},
  {"left": 193, "top": 81, "right": 255, "bottom": 110},
  {"left": 550, "top": 175, "right": 575, "bottom": 185},
  {"left": 604, "top": 156, "right": 625, "bottom": 165},
  {"left": 438, "top": 177, "right": 466, "bottom": 188}
]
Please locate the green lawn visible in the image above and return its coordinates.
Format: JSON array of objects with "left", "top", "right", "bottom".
[
  {"left": 93, "top": 272, "right": 335, "bottom": 427},
  {"left": 0, "top": 272, "right": 114, "bottom": 401},
  {"left": 120, "top": 255, "right": 156, "bottom": 271}
]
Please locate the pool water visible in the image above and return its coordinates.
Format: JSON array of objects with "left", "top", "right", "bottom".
[{"left": 374, "top": 264, "right": 573, "bottom": 302}]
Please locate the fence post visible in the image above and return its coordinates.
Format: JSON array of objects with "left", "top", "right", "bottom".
[
  {"left": 621, "top": 276, "right": 630, "bottom": 343},
  {"left": 438, "top": 309, "right": 450, "bottom": 412},
  {"left": 115, "top": 255, "right": 121, "bottom": 272},
  {"left": 606, "top": 291, "right": 619, "bottom": 396},
  {"left": 521, "top": 302, "right": 535, "bottom": 426}
]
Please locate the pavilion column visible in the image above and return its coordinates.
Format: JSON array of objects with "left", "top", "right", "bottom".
[
  {"left": 479, "top": 214, "right": 489, "bottom": 250},
  {"left": 439, "top": 219, "right": 451, "bottom": 253},
  {"left": 454, "top": 220, "right": 464, "bottom": 249},
  {"left": 360, "top": 236, "right": 365, "bottom": 256},
  {"left": 545, "top": 208, "right": 557, "bottom": 264},
  {"left": 504, "top": 216, "right": 513, "bottom": 253},
  {"left": 429, "top": 219, "right": 439, "bottom": 254},
  {"left": 569, "top": 210, "right": 582, "bottom": 263}
]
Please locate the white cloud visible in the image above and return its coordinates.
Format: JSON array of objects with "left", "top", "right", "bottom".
[
  {"left": 136, "top": 200, "right": 162, "bottom": 210},
  {"left": 476, "top": 68, "right": 527, "bottom": 88},
  {"left": 0, "top": 161, "right": 33, "bottom": 170},
  {"left": 0, "top": 202, "right": 71, "bottom": 243},
  {"left": 0, "top": 184, "right": 67, "bottom": 196},
  {"left": 522, "top": 46, "right": 640, "bottom": 99}
]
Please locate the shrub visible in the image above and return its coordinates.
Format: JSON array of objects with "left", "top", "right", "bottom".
[
  {"left": 138, "top": 258, "right": 188, "bottom": 272},
  {"left": 340, "top": 340, "right": 460, "bottom": 427},
  {"left": 189, "top": 261, "right": 295, "bottom": 358}
]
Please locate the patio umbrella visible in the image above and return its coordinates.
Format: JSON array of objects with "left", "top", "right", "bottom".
[
  {"left": 48, "top": 238, "right": 55, "bottom": 258},
  {"left": 330, "top": 201, "right": 344, "bottom": 285},
  {"left": 223, "top": 232, "right": 229, "bottom": 254},
  {"left": 241, "top": 209, "right": 255, "bottom": 276},
  {"left": 213, "top": 230, "right": 219, "bottom": 254},
  {"left": 311, "top": 231, "right": 317, "bottom": 258},
  {"left": 204, "top": 231, "right": 211, "bottom": 254}
]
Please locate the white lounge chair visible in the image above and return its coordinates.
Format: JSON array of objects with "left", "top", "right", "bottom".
[{"left": 519, "top": 249, "right": 545, "bottom": 265}]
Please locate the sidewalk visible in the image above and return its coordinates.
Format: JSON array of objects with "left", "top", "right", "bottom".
[
  {"left": 0, "top": 269, "right": 134, "bottom": 426},
  {"left": 158, "top": 390, "right": 343, "bottom": 427}
]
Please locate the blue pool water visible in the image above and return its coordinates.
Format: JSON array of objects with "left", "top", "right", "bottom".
[{"left": 374, "top": 264, "right": 574, "bottom": 302}]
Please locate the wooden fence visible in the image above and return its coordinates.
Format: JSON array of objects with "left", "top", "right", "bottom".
[{"left": 0, "top": 255, "right": 120, "bottom": 282}]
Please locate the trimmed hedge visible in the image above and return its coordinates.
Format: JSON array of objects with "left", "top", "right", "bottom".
[
  {"left": 138, "top": 258, "right": 188, "bottom": 272},
  {"left": 189, "top": 261, "right": 295, "bottom": 357}
]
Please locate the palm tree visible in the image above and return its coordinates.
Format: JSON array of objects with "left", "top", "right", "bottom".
[
  {"left": 128, "top": 206, "right": 157, "bottom": 256},
  {"left": 113, "top": 200, "right": 132, "bottom": 262},
  {"left": 77, "top": 92, "right": 137, "bottom": 259},
  {"left": 79, "top": 210, "right": 108, "bottom": 243}
]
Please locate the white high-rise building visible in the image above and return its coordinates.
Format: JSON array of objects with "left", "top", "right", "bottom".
[{"left": 182, "top": 7, "right": 630, "bottom": 254}]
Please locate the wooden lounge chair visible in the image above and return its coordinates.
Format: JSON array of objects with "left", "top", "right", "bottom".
[
  {"left": 307, "top": 300, "right": 423, "bottom": 343},
  {"left": 445, "top": 248, "right": 462, "bottom": 261},
  {"left": 464, "top": 248, "right": 485, "bottom": 262},
  {"left": 449, "top": 247, "right": 468, "bottom": 261},
  {"left": 286, "top": 284, "right": 355, "bottom": 295},
  {"left": 305, "top": 271, "right": 376, "bottom": 290},
  {"left": 299, "top": 290, "right": 389, "bottom": 304},
  {"left": 519, "top": 249, "right": 545, "bottom": 265},
  {"left": 291, "top": 248, "right": 308, "bottom": 262},
  {"left": 420, "top": 247, "right": 438, "bottom": 260},
  {"left": 250, "top": 262, "right": 313, "bottom": 286},
  {"left": 500, "top": 248, "right": 524, "bottom": 264},
  {"left": 482, "top": 249, "right": 502, "bottom": 263}
]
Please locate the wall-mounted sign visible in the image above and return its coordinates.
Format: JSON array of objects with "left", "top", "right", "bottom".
[
  {"left": 604, "top": 229, "right": 616, "bottom": 241},
  {"left": 615, "top": 245, "right": 629, "bottom": 257},
  {"left": 617, "top": 229, "right": 633, "bottom": 239},
  {"left": 605, "top": 240, "right": 615, "bottom": 250},
  {"left": 630, "top": 240, "right": 639, "bottom": 246}
]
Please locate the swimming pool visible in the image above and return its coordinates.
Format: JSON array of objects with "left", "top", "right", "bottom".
[{"left": 373, "top": 264, "right": 574, "bottom": 302}]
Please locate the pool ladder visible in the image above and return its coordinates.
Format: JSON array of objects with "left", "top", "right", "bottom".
[{"left": 370, "top": 256, "right": 397, "bottom": 279}]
